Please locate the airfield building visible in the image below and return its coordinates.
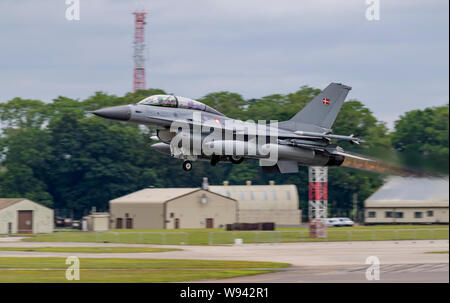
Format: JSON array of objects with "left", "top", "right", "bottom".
[
  {"left": 109, "top": 180, "right": 301, "bottom": 229},
  {"left": 110, "top": 188, "right": 237, "bottom": 229},
  {"left": 364, "top": 177, "right": 449, "bottom": 224},
  {"left": 208, "top": 181, "right": 302, "bottom": 225},
  {"left": 0, "top": 198, "right": 54, "bottom": 234},
  {"left": 83, "top": 212, "right": 110, "bottom": 232}
]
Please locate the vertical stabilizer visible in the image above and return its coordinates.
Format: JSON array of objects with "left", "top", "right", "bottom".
[{"left": 288, "top": 83, "right": 351, "bottom": 129}]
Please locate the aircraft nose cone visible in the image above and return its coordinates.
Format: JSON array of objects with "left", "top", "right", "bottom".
[{"left": 92, "top": 105, "right": 131, "bottom": 121}]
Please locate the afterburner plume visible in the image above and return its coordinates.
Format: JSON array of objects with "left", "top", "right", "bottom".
[{"left": 342, "top": 152, "right": 439, "bottom": 178}]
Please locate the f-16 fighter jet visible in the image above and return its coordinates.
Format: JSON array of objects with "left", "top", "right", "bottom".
[{"left": 93, "top": 83, "right": 370, "bottom": 173}]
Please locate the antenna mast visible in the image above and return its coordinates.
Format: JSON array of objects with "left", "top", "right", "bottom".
[
  {"left": 133, "top": 10, "right": 148, "bottom": 92},
  {"left": 308, "top": 166, "right": 328, "bottom": 238}
]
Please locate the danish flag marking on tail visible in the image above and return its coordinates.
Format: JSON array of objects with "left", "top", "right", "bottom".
[{"left": 322, "top": 98, "right": 330, "bottom": 105}]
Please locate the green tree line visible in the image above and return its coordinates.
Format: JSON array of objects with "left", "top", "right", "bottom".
[{"left": 0, "top": 87, "right": 448, "bottom": 218}]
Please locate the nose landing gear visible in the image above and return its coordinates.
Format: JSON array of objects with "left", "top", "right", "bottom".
[{"left": 182, "top": 161, "right": 193, "bottom": 171}]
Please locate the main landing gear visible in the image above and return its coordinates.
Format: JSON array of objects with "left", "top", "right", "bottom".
[{"left": 182, "top": 161, "right": 193, "bottom": 171}]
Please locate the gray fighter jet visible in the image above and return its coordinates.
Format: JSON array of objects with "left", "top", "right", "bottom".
[{"left": 93, "top": 83, "right": 369, "bottom": 173}]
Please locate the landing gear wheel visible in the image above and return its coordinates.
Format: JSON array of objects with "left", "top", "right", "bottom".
[
  {"left": 229, "top": 156, "right": 244, "bottom": 164},
  {"left": 182, "top": 161, "right": 193, "bottom": 171}
]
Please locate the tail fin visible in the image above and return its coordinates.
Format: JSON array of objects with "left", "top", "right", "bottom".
[{"left": 289, "top": 83, "right": 351, "bottom": 129}]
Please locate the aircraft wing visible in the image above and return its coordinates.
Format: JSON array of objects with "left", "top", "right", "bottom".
[
  {"left": 159, "top": 117, "right": 316, "bottom": 139},
  {"left": 150, "top": 117, "right": 362, "bottom": 145}
]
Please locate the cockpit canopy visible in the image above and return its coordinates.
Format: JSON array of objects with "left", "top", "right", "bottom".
[{"left": 138, "top": 95, "right": 224, "bottom": 116}]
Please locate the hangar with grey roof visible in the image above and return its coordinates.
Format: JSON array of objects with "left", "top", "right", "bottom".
[
  {"left": 208, "top": 180, "right": 301, "bottom": 225},
  {"left": 364, "top": 177, "right": 449, "bottom": 224}
]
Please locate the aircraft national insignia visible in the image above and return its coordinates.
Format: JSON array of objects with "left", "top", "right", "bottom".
[{"left": 322, "top": 98, "right": 330, "bottom": 105}]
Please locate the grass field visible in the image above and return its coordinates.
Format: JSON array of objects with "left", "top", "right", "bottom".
[
  {"left": 21, "top": 225, "right": 449, "bottom": 245},
  {"left": 0, "top": 257, "right": 289, "bottom": 282},
  {"left": 0, "top": 247, "right": 180, "bottom": 253}
]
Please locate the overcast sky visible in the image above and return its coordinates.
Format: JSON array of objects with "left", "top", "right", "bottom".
[{"left": 0, "top": 0, "right": 448, "bottom": 128}]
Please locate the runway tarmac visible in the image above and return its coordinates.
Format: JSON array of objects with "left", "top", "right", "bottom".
[
  {"left": 0, "top": 239, "right": 448, "bottom": 282},
  {"left": 202, "top": 263, "right": 449, "bottom": 283}
]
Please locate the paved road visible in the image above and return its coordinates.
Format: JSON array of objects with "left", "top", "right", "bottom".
[
  {"left": 0, "top": 237, "right": 25, "bottom": 242},
  {"left": 0, "top": 239, "right": 448, "bottom": 266},
  {"left": 202, "top": 263, "right": 449, "bottom": 283},
  {"left": 0, "top": 239, "right": 448, "bottom": 282}
]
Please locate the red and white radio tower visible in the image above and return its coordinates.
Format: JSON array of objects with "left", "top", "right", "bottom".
[
  {"left": 133, "top": 10, "right": 148, "bottom": 92},
  {"left": 308, "top": 166, "right": 328, "bottom": 238}
]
